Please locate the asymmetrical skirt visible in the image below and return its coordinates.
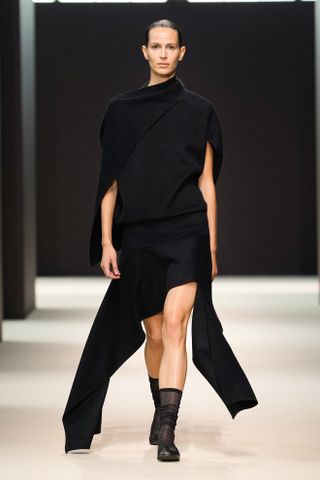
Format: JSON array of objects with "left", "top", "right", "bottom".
[{"left": 62, "top": 211, "right": 258, "bottom": 453}]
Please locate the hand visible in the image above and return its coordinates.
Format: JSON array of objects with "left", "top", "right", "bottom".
[
  {"left": 100, "top": 244, "right": 121, "bottom": 279},
  {"left": 211, "top": 250, "right": 218, "bottom": 282}
]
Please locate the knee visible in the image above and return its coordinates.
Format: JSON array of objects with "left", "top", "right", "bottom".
[
  {"left": 162, "top": 310, "right": 188, "bottom": 344},
  {"left": 146, "top": 328, "right": 163, "bottom": 347}
]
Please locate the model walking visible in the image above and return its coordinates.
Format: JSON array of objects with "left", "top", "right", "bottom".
[{"left": 62, "top": 19, "right": 258, "bottom": 462}]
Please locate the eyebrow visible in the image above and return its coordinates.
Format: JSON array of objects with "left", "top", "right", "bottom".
[{"left": 150, "top": 42, "right": 177, "bottom": 46}]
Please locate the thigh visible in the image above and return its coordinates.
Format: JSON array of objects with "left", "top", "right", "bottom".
[{"left": 164, "top": 281, "right": 198, "bottom": 324}]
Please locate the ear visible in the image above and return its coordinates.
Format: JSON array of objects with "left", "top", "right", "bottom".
[
  {"left": 179, "top": 46, "right": 186, "bottom": 61},
  {"left": 141, "top": 45, "right": 148, "bottom": 61}
]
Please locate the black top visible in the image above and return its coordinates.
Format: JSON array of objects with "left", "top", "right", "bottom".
[{"left": 89, "top": 74, "right": 223, "bottom": 266}]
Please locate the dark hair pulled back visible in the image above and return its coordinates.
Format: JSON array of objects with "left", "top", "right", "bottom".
[{"left": 145, "top": 19, "right": 183, "bottom": 48}]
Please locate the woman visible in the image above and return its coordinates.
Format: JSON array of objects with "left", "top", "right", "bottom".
[{"left": 62, "top": 19, "right": 258, "bottom": 462}]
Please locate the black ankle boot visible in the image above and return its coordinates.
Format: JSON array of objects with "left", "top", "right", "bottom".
[
  {"left": 148, "top": 375, "right": 161, "bottom": 445},
  {"left": 157, "top": 387, "right": 183, "bottom": 462}
]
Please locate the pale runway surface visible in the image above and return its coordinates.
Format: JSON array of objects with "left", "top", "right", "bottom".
[{"left": 0, "top": 276, "right": 319, "bottom": 479}]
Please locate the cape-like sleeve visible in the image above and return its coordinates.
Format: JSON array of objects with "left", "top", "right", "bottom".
[
  {"left": 207, "top": 103, "right": 223, "bottom": 184},
  {"left": 89, "top": 102, "right": 123, "bottom": 267}
]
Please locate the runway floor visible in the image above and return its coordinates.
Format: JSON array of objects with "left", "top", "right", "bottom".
[{"left": 0, "top": 276, "right": 319, "bottom": 479}]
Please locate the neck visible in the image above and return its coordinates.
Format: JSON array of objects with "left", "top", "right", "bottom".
[{"left": 147, "top": 71, "right": 176, "bottom": 87}]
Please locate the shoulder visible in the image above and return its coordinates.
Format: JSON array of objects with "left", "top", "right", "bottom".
[
  {"left": 98, "top": 93, "right": 125, "bottom": 141},
  {"left": 181, "top": 88, "right": 218, "bottom": 119},
  {"left": 100, "top": 88, "right": 131, "bottom": 116}
]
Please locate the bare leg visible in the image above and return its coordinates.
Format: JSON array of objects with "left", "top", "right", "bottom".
[
  {"left": 159, "top": 282, "right": 197, "bottom": 390},
  {"left": 143, "top": 311, "right": 164, "bottom": 378},
  {"left": 143, "top": 311, "right": 164, "bottom": 445},
  {"left": 156, "top": 281, "right": 197, "bottom": 461}
]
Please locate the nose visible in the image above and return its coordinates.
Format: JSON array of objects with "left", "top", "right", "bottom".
[{"left": 160, "top": 48, "right": 167, "bottom": 58}]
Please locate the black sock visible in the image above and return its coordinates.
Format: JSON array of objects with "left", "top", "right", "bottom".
[
  {"left": 148, "top": 374, "right": 161, "bottom": 409},
  {"left": 158, "top": 387, "right": 183, "bottom": 445},
  {"left": 159, "top": 387, "right": 183, "bottom": 411}
]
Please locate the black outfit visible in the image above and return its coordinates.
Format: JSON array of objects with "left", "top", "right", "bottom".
[{"left": 62, "top": 74, "right": 258, "bottom": 453}]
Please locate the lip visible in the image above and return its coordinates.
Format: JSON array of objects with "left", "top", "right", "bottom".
[{"left": 158, "top": 63, "right": 169, "bottom": 66}]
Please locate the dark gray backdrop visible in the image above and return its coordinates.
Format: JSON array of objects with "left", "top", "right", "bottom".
[{"left": 36, "top": 3, "right": 315, "bottom": 276}]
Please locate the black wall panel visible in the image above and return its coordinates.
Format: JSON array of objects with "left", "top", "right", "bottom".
[{"left": 36, "top": 3, "right": 315, "bottom": 275}]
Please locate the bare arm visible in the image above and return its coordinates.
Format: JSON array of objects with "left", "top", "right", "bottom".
[
  {"left": 101, "top": 178, "right": 117, "bottom": 248},
  {"left": 100, "top": 179, "right": 121, "bottom": 279},
  {"left": 198, "top": 140, "right": 218, "bottom": 279}
]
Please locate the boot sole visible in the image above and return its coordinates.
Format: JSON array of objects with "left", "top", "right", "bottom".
[
  {"left": 67, "top": 449, "right": 90, "bottom": 454},
  {"left": 157, "top": 454, "right": 180, "bottom": 461}
]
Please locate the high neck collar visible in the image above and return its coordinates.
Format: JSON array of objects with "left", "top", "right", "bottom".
[
  {"left": 114, "top": 74, "right": 184, "bottom": 102},
  {"left": 139, "top": 74, "right": 178, "bottom": 92}
]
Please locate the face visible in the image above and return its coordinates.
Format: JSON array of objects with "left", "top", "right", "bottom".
[{"left": 141, "top": 27, "right": 186, "bottom": 76}]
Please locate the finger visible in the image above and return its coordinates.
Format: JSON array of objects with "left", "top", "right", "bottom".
[
  {"left": 111, "top": 258, "right": 121, "bottom": 276},
  {"left": 107, "top": 263, "right": 118, "bottom": 278},
  {"left": 107, "top": 260, "right": 121, "bottom": 279},
  {"left": 101, "top": 261, "right": 114, "bottom": 279},
  {"left": 100, "top": 263, "right": 109, "bottom": 278}
]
